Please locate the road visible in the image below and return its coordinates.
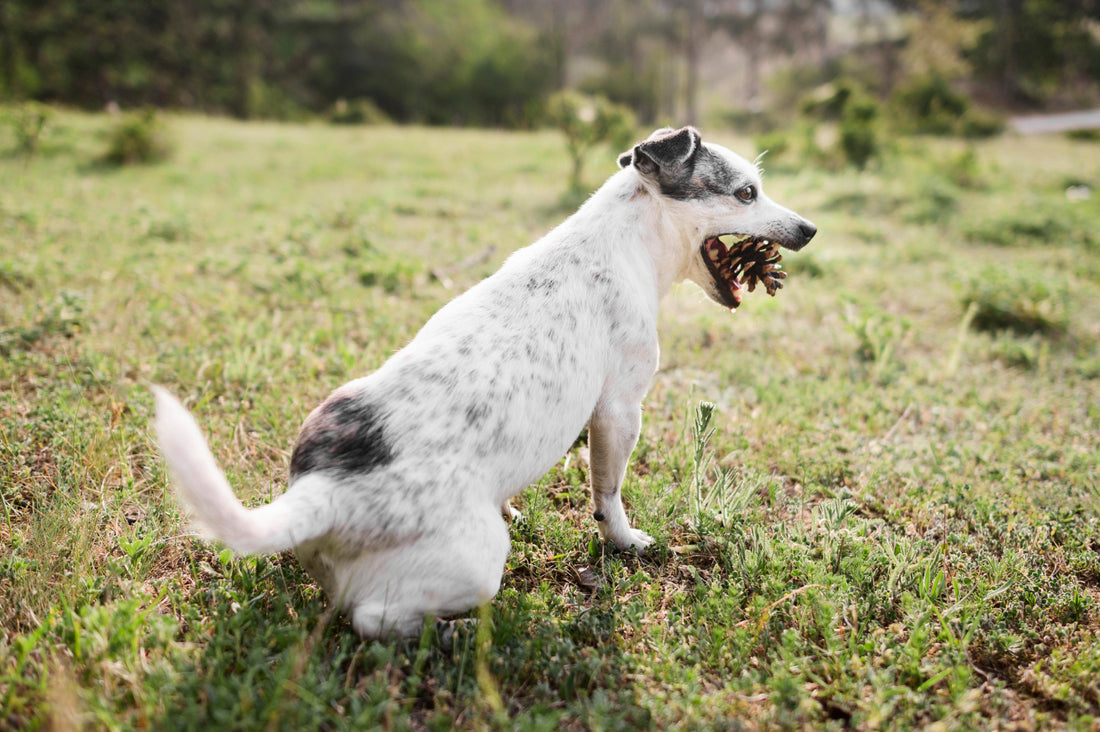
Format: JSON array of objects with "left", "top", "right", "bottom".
[{"left": 1009, "top": 108, "right": 1100, "bottom": 135}]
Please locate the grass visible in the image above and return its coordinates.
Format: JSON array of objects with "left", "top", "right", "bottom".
[{"left": 1, "top": 109, "right": 1099, "bottom": 730}]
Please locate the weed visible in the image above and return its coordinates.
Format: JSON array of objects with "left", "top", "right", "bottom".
[
  {"left": 942, "top": 146, "right": 986, "bottom": 189},
  {"left": 358, "top": 250, "right": 422, "bottom": 293},
  {"left": 144, "top": 214, "right": 192, "bottom": 242},
  {"left": 843, "top": 303, "right": 910, "bottom": 379},
  {"left": 961, "top": 203, "right": 1098, "bottom": 250},
  {"left": 961, "top": 267, "right": 1069, "bottom": 336},
  {"left": 688, "top": 402, "right": 759, "bottom": 532},
  {"left": 989, "top": 333, "right": 1048, "bottom": 370},
  {"left": 0, "top": 291, "right": 87, "bottom": 355},
  {"left": 0, "top": 260, "right": 33, "bottom": 292}
]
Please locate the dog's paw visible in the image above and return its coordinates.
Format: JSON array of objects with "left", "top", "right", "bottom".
[
  {"left": 613, "top": 528, "right": 654, "bottom": 553},
  {"left": 501, "top": 500, "right": 523, "bottom": 522}
]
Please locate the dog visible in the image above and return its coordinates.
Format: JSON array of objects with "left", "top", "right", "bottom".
[{"left": 154, "top": 126, "right": 816, "bottom": 638}]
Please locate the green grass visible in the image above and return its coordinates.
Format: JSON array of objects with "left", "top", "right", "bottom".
[{"left": 2, "top": 110, "right": 1099, "bottom": 730}]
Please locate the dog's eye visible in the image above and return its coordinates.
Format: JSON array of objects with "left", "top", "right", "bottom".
[{"left": 736, "top": 185, "right": 756, "bottom": 203}]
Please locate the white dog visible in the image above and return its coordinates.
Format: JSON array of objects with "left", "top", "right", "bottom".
[{"left": 154, "top": 126, "right": 816, "bottom": 637}]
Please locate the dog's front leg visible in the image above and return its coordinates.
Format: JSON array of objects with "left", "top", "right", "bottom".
[{"left": 589, "top": 403, "right": 654, "bottom": 551}]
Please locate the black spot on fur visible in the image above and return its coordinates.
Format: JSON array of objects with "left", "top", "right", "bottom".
[
  {"left": 657, "top": 147, "right": 745, "bottom": 201},
  {"left": 525, "top": 276, "right": 561, "bottom": 294},
  {"left": 466, "top": 402, "right": 490, "bottom": 427},
  {"left": 290, "top": 396, "right": 394, "bottom": 478}
]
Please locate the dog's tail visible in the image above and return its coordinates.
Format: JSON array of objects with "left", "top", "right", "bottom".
[{"left": 152, "top": 385, "right": 326, "bottom": 555}]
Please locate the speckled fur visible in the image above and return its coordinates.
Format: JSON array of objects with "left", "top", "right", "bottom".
[{"left": 153, "top": 127, "right": 816, "bottom": 637}]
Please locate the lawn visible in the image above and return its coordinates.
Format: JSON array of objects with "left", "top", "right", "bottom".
[{"left": 1, "top": 110, "right": 1098, "bottom": 730}]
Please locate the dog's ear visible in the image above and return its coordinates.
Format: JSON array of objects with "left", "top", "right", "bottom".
[
  {"left": 626, "top": 126, "right": 701, "bottom": 178},
  {"left": 616, "top": 150, "right": 633, "bottom": 168}
]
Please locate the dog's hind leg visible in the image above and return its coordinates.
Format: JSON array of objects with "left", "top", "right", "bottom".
[
  {"left": 339, "top": 504, "right": 511, "bottom": 638},
  {"left": 588, "top": 402, "right": 654, "bottom": 551}
]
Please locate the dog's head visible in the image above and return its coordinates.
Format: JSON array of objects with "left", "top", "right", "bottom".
[{"left": 618, "top": 126, "right": 816, "bottom": 309}]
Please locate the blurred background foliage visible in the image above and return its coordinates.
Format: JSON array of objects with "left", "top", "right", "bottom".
[{"left": 0, "top": 0, "right": 1097, "bottom": 131}]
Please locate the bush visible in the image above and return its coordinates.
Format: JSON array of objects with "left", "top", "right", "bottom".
[
  {"left": 959, "top": 107, "right": 1005, "bottom": 139},
  {"left": 1065, "top": 128, "right": 1100, "bottom": 142},
  {"left": 329, "top": 98, "right": 390, "bottom": 126},
  {"left": 839, "top": 97, "right": 879, "bottom": 170},
  {"left": 545, "top": 91, "right": 635, "bottom": 191},
  {"left": 891, "top": 74, "right": 969, "bottom": 135},
  {"left": 801, "top": 79, "right": 861, "bottom": 121},
  {"left": 6, "top": 102, "right": 52, "bottom": 157},
  {"left": 100, "top": 109, "right": 172, "bottom": 166}
]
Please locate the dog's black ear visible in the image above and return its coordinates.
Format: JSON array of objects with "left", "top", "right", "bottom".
[
  {"left": 629, "top": 126, "right": 701, "bottom": 177},
  {"left": 616, "top": 150, "right": 633, "bottom": 168}
]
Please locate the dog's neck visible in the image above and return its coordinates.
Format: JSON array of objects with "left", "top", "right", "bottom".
[{"left": 564, "top": 170, "right": 692, "bottom": 303}]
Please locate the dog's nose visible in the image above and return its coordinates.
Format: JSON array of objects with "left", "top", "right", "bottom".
[{"left": 799, "top": 221, "right": 817, "bottom": 245}]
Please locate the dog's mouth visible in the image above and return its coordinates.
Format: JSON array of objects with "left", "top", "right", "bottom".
[{"left": 701, "top": 234, "right": 787, "bottom": 310}]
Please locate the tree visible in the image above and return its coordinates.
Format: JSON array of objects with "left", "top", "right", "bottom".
[{"left": 545, "top": 91, "right": 636, "bottom": 191}]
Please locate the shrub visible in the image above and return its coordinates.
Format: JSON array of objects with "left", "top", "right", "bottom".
[
  {"left": 329, "top": 98, "right": 390, "bottom": 126},
  {"left": 1066, "top": 128, "right": 1100, "bottom": 142},
  {"left": 100, "top": 109, "right": 172, "bottom": 166},
  {"left": 959, "top": 107, "right": 1005, "bottom": 139},
  {"left": 6, "top": 102, "right": 52, "bottom": 156},
  {"left": 801, "top": 79, "right": 861, "bottom": 121},
  {"left": 839, "top": 97, "right": 879, "bottom": 170},
  {"left": 545, "top": 91, "right": 635, "bottom": 191},
  {"left": 891, "top": 74, "right": 969, "bottom": 135}
]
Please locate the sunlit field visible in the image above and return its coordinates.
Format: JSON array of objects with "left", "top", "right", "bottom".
[{"left": 2, "top": 110, "right": 1098, "bottom": 729}]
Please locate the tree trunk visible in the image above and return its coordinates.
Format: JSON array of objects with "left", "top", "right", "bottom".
[
  {"left": 0, "top": 1, "right": 16, "bottom": 98},
  {"left": 683, "top": 6, "right": 701, "bottom": 127}
]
